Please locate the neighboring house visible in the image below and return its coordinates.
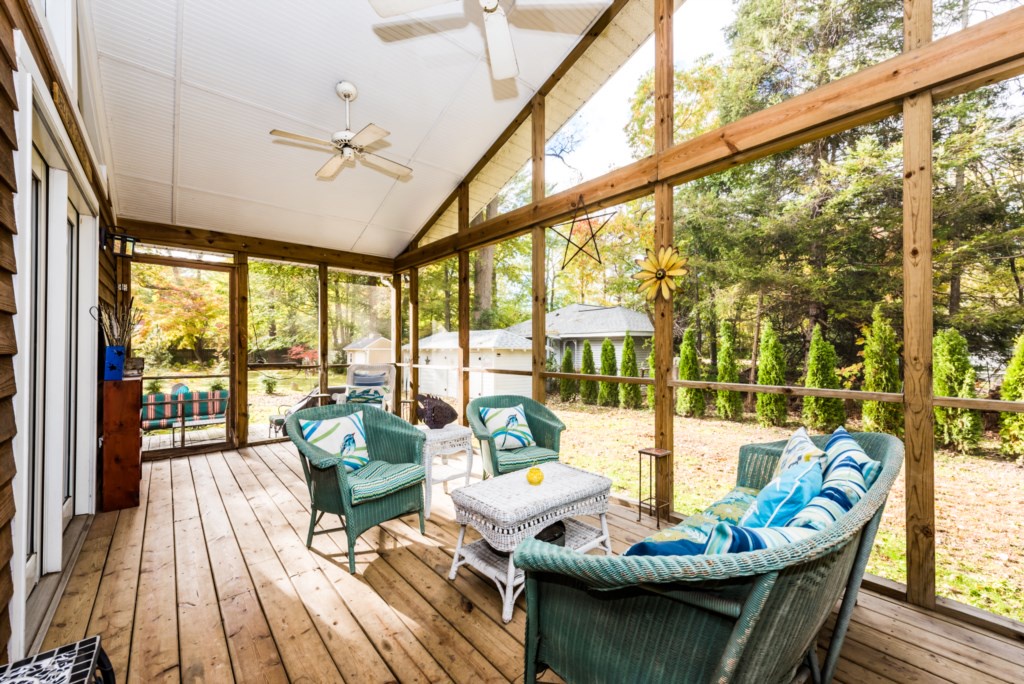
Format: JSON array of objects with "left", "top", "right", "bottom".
[
  {"left": 404, "top": 330, "right": 532, "bottom": 399},
  {"left": 506, "top": 303, "right": 654, "bottom": 373},
  {"left": 344, "top": 334, "right": 392, "bottom": 365}
]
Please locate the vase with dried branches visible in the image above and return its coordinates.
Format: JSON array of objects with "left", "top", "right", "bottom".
[{"left": 93, "top": 300, "right": 141, "bottom": 381}]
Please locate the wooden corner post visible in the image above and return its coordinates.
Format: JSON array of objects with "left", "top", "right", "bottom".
[
  {"left": 653, "top": 0, "right": 675, "bottom": 515},
  {"left": 391, "top": 274, "right": 404, "bottom": 417},
  {"left": 531, "top": 94, "right": 547, "bottom": 403},
  {"left": 234, "top": 254, "right": 249, "bottom": 446},
  {"left": 318, "top": 263, "right": 329, "bottom": 396},
  {"left": 458, "top": 182, "right": 471, "bottom": 424},
  {"left": 903, "top": 0, "right": 935, "bottom": 609},
  {"left": 408, "top": 267, "right": 420, "bottom": 424}
]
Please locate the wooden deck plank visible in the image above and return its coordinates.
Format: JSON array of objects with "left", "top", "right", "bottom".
[
  {"left": 203, "top": 452, "right": 343, "bottom": 683},
  {"left": 225, "top": 447, "right": 398, "bottom": 683},
  {"left": 46, "top": 446, "right": 1024, "bottom": 684},
  {"left": 189, "top": 454, "right": 288, "bottom": 683},
  {"left": 128, "top": 460, "right": 179, "bottom": 683},
  {"left": 41, "top": 512, "right": 119, "bottom": 651},
  {"left": 170, "top": 458, "right": 234, "bottom": 683},
  {"left": 86, "top": 463, "right": 152, "bottom": 684}
]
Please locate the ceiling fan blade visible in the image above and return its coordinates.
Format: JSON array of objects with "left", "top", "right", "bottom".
[
  {"left": 316, "top": 154, "right": 347, "bottom": 180},
  {"left": 350, "top": 123, "right": 390, "bottom": 148},
  {"left": 368, "top": 0, "right": 457, "bottom": 18},
  {"left": 482, "top": 4, "right": 519, "bottom": 80},
  {"left": 270, "top": 129, "right": 334, "bottom": 147},
  {"left": 362, "top": 152, "right": 412, "bottom": 178}
]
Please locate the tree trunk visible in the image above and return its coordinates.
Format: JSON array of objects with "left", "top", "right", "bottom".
[
  {"left": 443, "top": 265, "right": 453, "bottom": 331},
  {"left": 747, "top": 290, "right": 763, "bottom": 410},
  {"left": 472, "top": 245, "right": 494, "bottom": 325},
  {"left": 1010, "top": 257, "right": 1024, "bottom": 305}
]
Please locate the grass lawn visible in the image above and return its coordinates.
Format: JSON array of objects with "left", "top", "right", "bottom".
[{"left": 547, "top": 400, "right": 1023, "bottom": 623}]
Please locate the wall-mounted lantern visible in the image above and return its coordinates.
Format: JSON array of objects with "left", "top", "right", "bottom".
[{"left": 101, "top": 226, "right": 137, "bottom": 258}]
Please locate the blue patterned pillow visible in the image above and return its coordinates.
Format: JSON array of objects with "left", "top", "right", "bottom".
[
  {"left": 625, "top": 487, "right": 758, "bottom": 555},
  {"left": 479, "top": 404, "right": 535, "bottom": 449},
  {"left": 298, "top": 412, "right": 370, "bottom": 472},
  {"left": 739, "top": 459, "right": 823, "bottom": 528},
  {"left": 705, "top": 523, "right": 817, "bottom": 554},
  {"left": 786, "top": 428, "right": 880, "bottom": 531},
  {"left": 772, "top": 427, "right": 826, "bottom": 478}
]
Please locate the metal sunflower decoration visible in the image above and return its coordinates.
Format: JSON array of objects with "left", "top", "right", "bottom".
[{"left": 633, "top": 247, "right": 687, "bottom": 300}]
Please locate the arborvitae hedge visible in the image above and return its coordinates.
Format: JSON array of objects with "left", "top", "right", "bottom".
[
  {"left": 559, "top": 347, "right": 577, "bottom": 401},
  {"left": 802, "top": 324, "right": 845, "bottom": 431},
  {"left": 716, "top": 322, "right": 743, "bottom": 421},
  {"left": 676, "top": 328, "right": 705, "bottom": 417},
  {"left": 933, "top": 328, "right": 981, "bottom": 453},
  {"left": 756, "top": 320, "right": 787, "bottom": 427},
  {"left": 598, "top": 338, "right": 618, "bottom": 407},
  {"left": 1000, "top": 332, "right": 1024, "bottom": 459},
  {"left": 862, "top": 304, "right": 903, "bottom": 435},
  {"left": 580, "top": 340, "right": 598, "bottom": 405},
  {"left": 619, "top": 332, "right": 643, "bottom": 409}
]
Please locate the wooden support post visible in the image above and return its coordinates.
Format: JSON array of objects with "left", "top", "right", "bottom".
[
  {"left": 408, "top": 267, "right": 420, "bottom": 424},
  {"left": 531, "top": 95, "right": 547, "bottom": 403},
  {"left": 234, "top": 255, "right": 249, "bottom": 446},
  {"left": 318, "top": 263, "right": 329, "bottom": 397},
  {"left": 458, "top": 252, "right": 470, "bottom": 424},
  {"left": 652, "top": 0, "right": 675, "bottom": 515},
  {"left": 903, "top": 0, "right": 935, "bottom": 609},
  {"left": 391, "top": 274, "right": 403, "bottom": 417}
]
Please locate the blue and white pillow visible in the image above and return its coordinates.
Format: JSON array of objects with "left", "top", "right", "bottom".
[
  {"left": 773, "top": 427, "right": 826, "bottom": 478},
  {"left": 346, "top": 387, "right": 387, "bottom": 405},
  {"left": 298, "top": 411, "right": 370, "bottom": 472},
  {"left": 740, "top": 459, "right": 823, "bottom": 528},
  {"left": 479, "top": 404, "right": 535, "bottom": 450},
  {"left": 705, "top": 523, "right": 817, "bottom": 554},
  {"left": 787, "top": 427, "right": 880, "bottom": 531}
]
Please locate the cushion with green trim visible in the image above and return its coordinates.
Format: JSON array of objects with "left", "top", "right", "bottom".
[
  {"left": 347, "top": 461, "right": 425, "bottom": 505},
  {"left": 496, "top": 445, "right": 558, "bottom": 473}
]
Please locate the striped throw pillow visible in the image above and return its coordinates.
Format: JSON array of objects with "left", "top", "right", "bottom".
[
  {"left": 772, "top": 427, "right": 826, "bottom": 478},
  {"left": 298, "top": 411, "right": 370, "bottom": 472},
  {"left": 705, "top": 523, "right": 817, "bottom": 554},
  {"left": 479, "top": 405, "right": 535, "bottom": 450}
]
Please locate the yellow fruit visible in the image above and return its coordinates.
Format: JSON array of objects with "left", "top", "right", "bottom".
[{"left": 526, "top": 466, "right": 544, "bottom": 485}]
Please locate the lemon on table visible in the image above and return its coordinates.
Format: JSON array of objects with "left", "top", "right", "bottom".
[{"left": 526, "top": 466, "right": 544, "bottom": 485}]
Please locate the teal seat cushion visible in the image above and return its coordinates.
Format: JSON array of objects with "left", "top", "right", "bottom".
[
  {"left": 496, "top": 445, "right": 558, "bottom": 473},
  {"left": 347, "top": 460, "right": 425, "bottom": 505},
  {"left": 633, "top": 486, "right": 759, "bottom": 547}
]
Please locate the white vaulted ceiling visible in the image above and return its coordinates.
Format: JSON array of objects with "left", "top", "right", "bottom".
[{"left": 81, "top": 0, "right": 610, "bottom": 258}]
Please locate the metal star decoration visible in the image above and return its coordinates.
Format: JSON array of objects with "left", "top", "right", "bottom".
[{"left": 550, "top": 195, "right": 617, "bottom": 270}]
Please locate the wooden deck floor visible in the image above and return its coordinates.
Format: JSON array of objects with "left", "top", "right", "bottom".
[{"left": 42, "top": 445, "right": 1023, "bottom": 683}]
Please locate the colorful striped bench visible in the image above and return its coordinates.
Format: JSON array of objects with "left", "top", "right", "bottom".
[{"left": 141, "top": 390, "right": 229, "bottom": 446}]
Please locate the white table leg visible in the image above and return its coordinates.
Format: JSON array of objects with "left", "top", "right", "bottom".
[
  {"left": 448, "top": 525, "right": 467, "bottom": 580},
  {"left": 463, "top": 436, "right": 473, "bottom": 486},
  {"left": 600, "top": 513, "right": 612, "bottom": 555},
  {"left": 501, "top": 553, "right": 517, "bottom": 623}
]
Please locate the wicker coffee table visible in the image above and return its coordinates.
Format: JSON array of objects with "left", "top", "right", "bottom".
[{"left": 448, "top": 462, "right": 612, "bottom": 622}]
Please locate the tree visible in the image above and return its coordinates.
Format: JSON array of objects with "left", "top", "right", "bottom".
[
  {"left": 933, "top": 328, "right": 981, "bottom": 452},
  {"left": 999, "top": 333, "right": 1024, "bottom": 459},
  {"left": 676, "top": 328, "right": 705, "bottom": 417},
  {"left": 646, "top": 345, "right": 656, "bottom": 410},
  {"left": 716, "top": 322, "right": 743, "bottom": 421},
  {"left": 580, "top": 340, "right": 598, "bottom": 405},
  {"left": 862, "top": 304, "right": 903, "bottom": 434},
  {"left": 559, "top": 347, "right": 577, "bottom": 402},
  {"left": 756, "top": 320, "right": 787, "bottom": 427},
  {"left": 802, "top": 325, "right": 845, "bottom": 431},
  {"left": 619, "top": 332, "right": 643, "bottom": 409},
  {"left": 598, "top": 338, "right": 618, "bottom": 407}
]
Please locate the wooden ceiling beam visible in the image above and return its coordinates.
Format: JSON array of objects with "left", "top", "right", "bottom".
[
  {"left": 395, "top": 5, "right": 1024, "bottom": 272},
  {"left": 117, "top": 218, "right": 394, "bottom": 273}
]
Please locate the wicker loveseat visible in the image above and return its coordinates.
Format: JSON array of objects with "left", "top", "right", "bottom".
[
  {"left": 467, "top": 395, "right": 566, "bottom": 478},
  {"left": 514, "top": 432, "right": 904, "bottom": 684}
]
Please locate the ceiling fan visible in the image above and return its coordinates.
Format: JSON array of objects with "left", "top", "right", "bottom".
[
  {"left": 270, "top": 81, "right": 412, "bottom": 180},
  {"left": 369, "top": 0, "right": 520, "bottom": 80}
]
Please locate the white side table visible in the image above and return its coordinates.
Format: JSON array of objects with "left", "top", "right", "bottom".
[{"left": 417, "top": 423, "right": 474, "bottom": 519}]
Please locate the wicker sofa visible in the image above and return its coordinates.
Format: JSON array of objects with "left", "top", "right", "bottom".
[{"left": 514, "top": 431, "right": 904, "bottom": 684}]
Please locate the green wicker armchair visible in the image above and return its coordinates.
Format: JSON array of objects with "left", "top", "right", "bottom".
[
  {"left": 466, "top": 395, "right": 566, "bottom": 478},
  {"left": 515, "top": 432, "right": 904, "bottom": 684},
  {"left": 286, "top": 404, "right": 427, "bottom": 573}
]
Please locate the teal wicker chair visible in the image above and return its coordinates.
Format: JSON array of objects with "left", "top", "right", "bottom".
[
  {"left": 467, "top": 395, "right": 566, "bottom": 478},
  {"left": 286, "top": 404, "right": 426, "bottom": 573},
  {"left": 515, "top": 432, "right": 904, "bottom": 684}
]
